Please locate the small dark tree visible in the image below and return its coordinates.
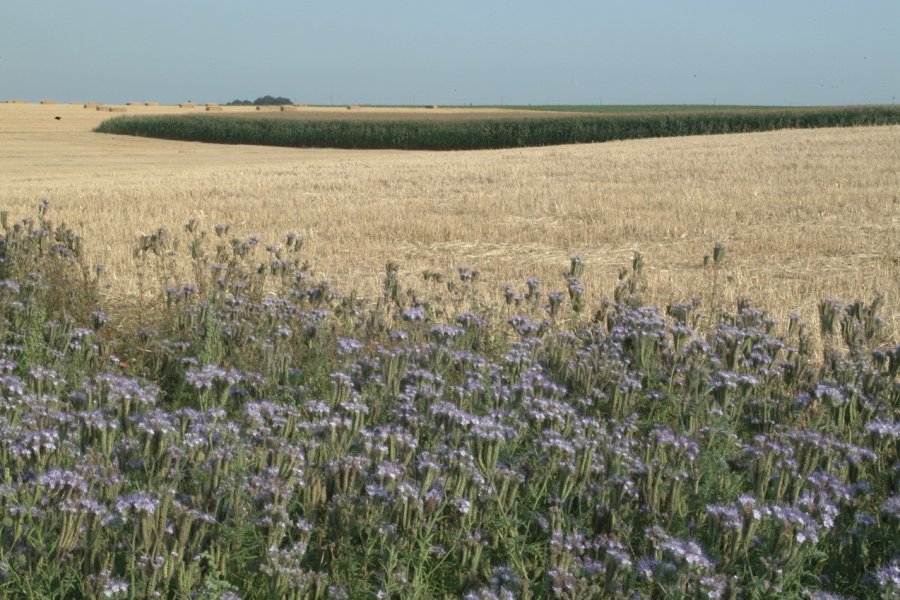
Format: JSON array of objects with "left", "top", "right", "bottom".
[
  {"left": 253, "top": 95, "right": 293, "bottom": 106},
  {"left": 225, "top": 96, "right": 294, "bottom": 107}
]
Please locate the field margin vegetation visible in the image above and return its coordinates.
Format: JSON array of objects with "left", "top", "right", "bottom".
[{"left": 0, "top": 204, "right": 897, "bottom": 598}]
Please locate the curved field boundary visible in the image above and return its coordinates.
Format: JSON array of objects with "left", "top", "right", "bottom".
[{"left": 95, "top": 106, "right": 900, "bottom": 150}]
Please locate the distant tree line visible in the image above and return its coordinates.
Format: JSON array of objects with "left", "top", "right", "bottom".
[{"left": 225, "top": 95, "right": 294, "bottom": 106}]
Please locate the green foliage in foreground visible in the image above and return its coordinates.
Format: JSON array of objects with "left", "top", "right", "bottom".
[
  {"left": 0, "top": 203, "right": 898, "bottom": 599},
  {"left": 94, "top": 105, "right": 900, "bottom": 150}
]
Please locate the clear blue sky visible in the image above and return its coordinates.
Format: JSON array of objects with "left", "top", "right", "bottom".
[{"left": 2, "top": 0, "right": 897, "bottom": 106}]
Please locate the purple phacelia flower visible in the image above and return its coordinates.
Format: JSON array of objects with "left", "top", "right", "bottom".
[
  {"left": 814, "top": 382, "right": 845, "bottom": 406},
  {"left": 457, "top": 312, "right": 486, "bottom": 329},
  {"left": 453, "top": 498, "right": 472, "bottom": 515},
  {"left": 115, "top": 492, "right": 159, "bottom": 518},
  {"left": 336, "top": 337, "right": 364, "bottom": 356},
  {"left": 430, "top": 324, "right": 464, "bottom": 342},
  {"left": 874, "top": 558, "right": 900, "bottom": 589},
  {"left": 401, "top": 306, "right": 426, "bottom": 322},
  {"left": 706, "top": 504, "right": 743, "bottom": 531},
  {"left": 184, "top": 364, "right": 243, "bottom": 391},
  {"left": 880, "top": 495, "right": 900, "bottom": 518},
  {"left": 38, "top": 468, "right": 88, "bottom": 494},
  {"left": 866, "top": 417, "right": 900, "bottom": 439}
]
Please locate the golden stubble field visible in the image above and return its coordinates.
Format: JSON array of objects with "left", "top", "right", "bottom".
[{"left": 1, "top": 102, "right": 898, "bottom": 340}]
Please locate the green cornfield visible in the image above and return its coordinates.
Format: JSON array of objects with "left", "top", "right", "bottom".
[{"left": 94, "top": 105, "right": 900, "bottom": 150}]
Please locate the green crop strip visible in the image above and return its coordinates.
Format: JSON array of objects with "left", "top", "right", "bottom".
[
  {"left": 507, "top": 104, "right": 792, "bottom": 113},
  {"left": 95, "top": 106, "right": 900, "bottom": 150}
]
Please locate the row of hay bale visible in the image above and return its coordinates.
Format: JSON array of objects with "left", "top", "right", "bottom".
[
  {"left": 5, "top": 99, "right": 58, "bottom": 104},
  {"left": 4, "top": 99, "right": 325, "bottom": 110},
  {"left": 342, "top": 104, "right": 437, "bottom": 110},
  {"left": 85, "top": 101, "right": 166, "bottom": 112},
  {"left": 252, "top": 104, "right": 313, "bottom": 110},
  {"left": 5, "top": 99, "right": 198, "bottom": 107},
  {"left": 79, "top": 102, "right": 127, "bottom": 112}
]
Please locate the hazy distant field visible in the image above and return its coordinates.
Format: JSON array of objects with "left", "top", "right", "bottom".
[{"left": 1, "top": 101, "right": 898, "bottom": 338}]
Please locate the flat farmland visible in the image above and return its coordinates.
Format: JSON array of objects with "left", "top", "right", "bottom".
[{"left": 1, "top": 101, "right": 898, "bottom": 338}]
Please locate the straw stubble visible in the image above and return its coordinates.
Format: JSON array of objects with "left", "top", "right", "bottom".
[{"left": 0, "top": 102, "right": 897, "bottom": 340}]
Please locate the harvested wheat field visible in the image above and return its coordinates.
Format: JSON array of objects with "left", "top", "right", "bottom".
[{"left": 1, "top": 101, "right": 898, "bottom": 338}]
